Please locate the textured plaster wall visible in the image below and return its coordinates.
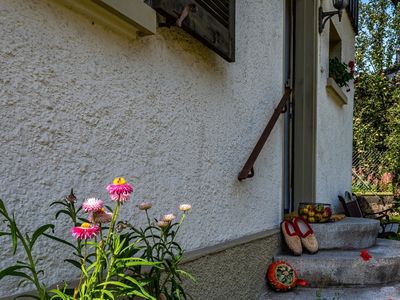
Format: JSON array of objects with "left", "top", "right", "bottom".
[
  {"left": 183, "top": 230, "right": 281, "bottom": 300},
  {"left": 315, "top": 1, "right": 355, "bottom": 211},
  {"left": 0, "top": 0, "right": 284, "bottom": 296}
]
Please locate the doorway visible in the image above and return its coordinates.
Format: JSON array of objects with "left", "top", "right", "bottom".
[{"left": 284, "top": 0, "right": 318, "bottom": 213}]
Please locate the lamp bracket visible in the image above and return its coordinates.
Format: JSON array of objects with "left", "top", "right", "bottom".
[{"left": 319, "top": 6, "right": 343, "bottom": 33}]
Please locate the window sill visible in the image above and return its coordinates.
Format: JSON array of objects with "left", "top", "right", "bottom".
[
  {"left": 326, "top": 77, "right": 348, "bottom": 105},
  {"left": 57, "top": 0, "right": 157, "bottom": 38}
]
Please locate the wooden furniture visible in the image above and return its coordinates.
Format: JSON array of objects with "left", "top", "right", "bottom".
[{"left": 339, "top": 191, "right": 399, "bottom": 238}]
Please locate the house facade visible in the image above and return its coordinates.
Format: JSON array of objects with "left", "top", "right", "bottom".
[{"left": 0, "top": 0, "right": 356, "bottom": 298}]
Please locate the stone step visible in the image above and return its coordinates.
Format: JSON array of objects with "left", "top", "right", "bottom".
[
  {"left": 275, "top": 239, "right": 400, "bottom": 286},
  {"left": 311, "top": 217, "right": 380, "bottom": 250},
  {"left": 260, "top": 283, "right": 400, "bottom": 300}
]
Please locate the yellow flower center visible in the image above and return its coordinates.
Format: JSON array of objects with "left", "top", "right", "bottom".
[
  {"left": 113, "top": 177, "right": 126, "bottom": 185},
  {"left": 100, "top": 208, "right": 105, "bottom": 213},
  {"left": 81, "top": 223, "right": 91, "bottom": 228}
]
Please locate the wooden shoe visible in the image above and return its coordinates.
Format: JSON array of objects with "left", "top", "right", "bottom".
[
  {"left": 281, "top": 220, "right": 302, "bottom": 256},
  {"left": 293, "top": 217, "right": 319, "bottom": 254}
]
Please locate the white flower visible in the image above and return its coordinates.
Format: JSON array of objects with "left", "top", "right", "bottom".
[
  {"left": 82, "top": 198, "right": 103, "bottom": 213},
  {"left": 161, "top": 213, "right": 176, "bottom": 222},
  {"left": 157, "top": 220, "right": 169, "bottom": 228},
  {"left": 179, "top": 204, "right": 192, "bottom": 212}
]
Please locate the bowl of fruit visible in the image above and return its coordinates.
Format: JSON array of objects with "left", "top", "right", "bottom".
[{"left": 298, "top": 203, "right": 332, "bottom": 223}]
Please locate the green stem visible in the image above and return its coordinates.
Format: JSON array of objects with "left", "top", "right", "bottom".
[
  {"left": 166, "top": 213, "right": 186, "bottom": 254},
  {"left": 16, "top": 228, "right": 44, "bottom": 298},
  {"left": 76, "top": 240, "right": 88, "bottom": 297},
  {"left": 160, "top": 272, "right": 171, "bottom": 294},
  {"left": 145, "top": 210, "right": 157, "bottom": 250},
  {"left": 99, "top": 201, "right": 121, "bottom": 299},
  {"left": 104, "top": 202, "right": 120, "bottom": 248}
]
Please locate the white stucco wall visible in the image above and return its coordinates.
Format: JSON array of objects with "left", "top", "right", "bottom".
[
  {"left": 315, "top": 1, "right": 355, "bottom": 211},
  {"left": 0, "top": 0, "right": 285, "bottom": 296}
]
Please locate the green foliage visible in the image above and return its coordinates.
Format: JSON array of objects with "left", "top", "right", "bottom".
[
  {"left": 386, "top": 89, "right": 400, "bottom": 188},
  {"left": 356, "top": 0, "right": 400, "bottom": 73},
  {"left": 126, "top": 211, "right": 196, "bottom": 299},
  {"left": 0, "top": 185, "right": 193, "bottom": 299},
  {"left": 353, "top": 0, "right": 400, "bottom": 193},
  {"left": 329, "top": 58, "right": 354, "bottom": 87},
  {"left": 0, "top": 199, "right": 53, "bottom": 299}
]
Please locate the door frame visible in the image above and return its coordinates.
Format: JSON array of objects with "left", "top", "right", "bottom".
[{"left": 292, "top": 0, "right": 318, "bottom": 209}]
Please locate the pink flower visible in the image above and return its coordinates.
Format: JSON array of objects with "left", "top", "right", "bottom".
[
  {"left": 82, "top": 198, "right": 104, "bottom": 213},
  {"left": 106, "top": 177, "right": 133, "bottom": 204},
  {"left": 89, "top": 208, "right": 113, "bottom": 224},
  {"left": 71, "top": 223, "right": 100, "bottom": 240}
]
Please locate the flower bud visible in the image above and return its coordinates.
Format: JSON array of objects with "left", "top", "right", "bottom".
[
  {"left": 66, "top": 189, "right": 77, "bottom": 203},
  {"left": 138, "top": 202, "right": 153, "bottom": 210}
]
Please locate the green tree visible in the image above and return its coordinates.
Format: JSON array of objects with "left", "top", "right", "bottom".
[
  {"left": 385, "top": 78, "right": 400, "bottom": 191},
  {"left": 353, "top": 0, "right": 400, "bottom": 192}
]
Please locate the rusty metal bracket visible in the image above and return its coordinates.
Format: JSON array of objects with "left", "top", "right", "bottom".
[{"left": 238, "top": 88, "right": 292, "bottom": 181}]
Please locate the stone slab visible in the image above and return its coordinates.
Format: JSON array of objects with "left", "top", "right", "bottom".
[
  {"left": 275, "top": 239, "right": 400, "bottom": 286},
  {"left": 311, "top": 217, "right": 380, "bottom": 250},
  {"left": 260, "top": 283, "right": 400, "bottom": 300}
]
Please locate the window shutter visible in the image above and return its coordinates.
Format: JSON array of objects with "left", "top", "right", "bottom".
[
  {"left": 149, "top": 0, "right": 235, "bottom": 62},
  {"left": 346, "top": 0, "right": 359, "bottom": 34}
]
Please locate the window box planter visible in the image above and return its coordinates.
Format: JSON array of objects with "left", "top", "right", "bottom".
[{"left": 326, "top": 77, "right": 348, "bottom": 105}]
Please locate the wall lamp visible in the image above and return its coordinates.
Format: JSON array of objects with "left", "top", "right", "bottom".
[{"left": 319, "top": 0, "right": 349, "bottom": 33}]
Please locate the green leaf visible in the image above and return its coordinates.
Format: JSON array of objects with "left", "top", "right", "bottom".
[
  {"left": 0, "top": 199, "right": 9, "bottom": 217},
  {"left": 55, "top": 209, "right": 72, "bottom": 220},
  {"left": 50, "top": 200, "right": 69, "bottom": 208},
  {"left": 176, "top": 269, "right": 196, "bottom": 282},
  {"left": 13, "top": 294, "right": 40, "bottom": 300},
  {"left": 49, "top": 289, "right": 70, "bottom": 300},
  {"left": 98, "top": 290, "right": 114, "bottom": 299},
  {"left": 116, "top": 273, "right": 156, "bottom": 299},
  {"left": 81, "top": 266, "right": 89, "bottom": 279},
  {"left": 86, "top": 261, "right": 97, "bottom": 272},
  {"left": 0, "top": 265, "right": 34, "bottom": 282},
  {"left": 10, "top": 216, "right": 18, "bottom": 255},
  {"left": 126, "top": 290, "right": 155, "bottom": 300},
  {"left": 98, "top": 281, "right": 131, "bottom": 289},
  {"left": 43, "top": 233, "right": 78, "bottom": 250},
  {"left": 77, "top": 217, "right": 89, "bottom": 223},
  {"left": 30, "top": 224, "right": 55, "bottom": 249},
  {"left": 64, "top": 259, "right": 81, "bottom": 270}
]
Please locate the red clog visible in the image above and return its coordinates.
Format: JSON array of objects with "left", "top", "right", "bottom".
[
  {"left": 281, "top": 219, "right": 302, "bottom": 256},
  {"left": 293, "top": 217, "right": 319, "bottom": 254}
]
